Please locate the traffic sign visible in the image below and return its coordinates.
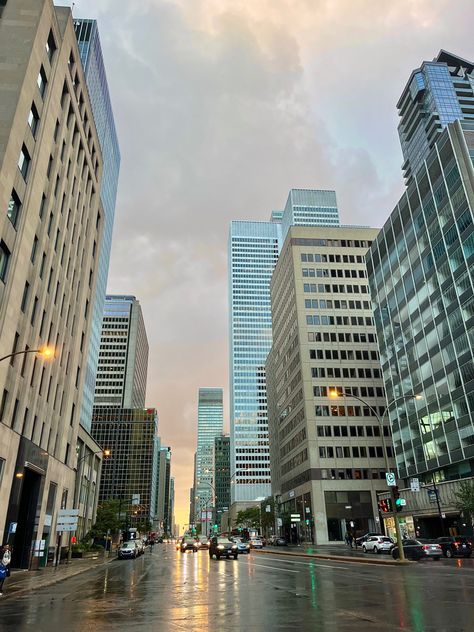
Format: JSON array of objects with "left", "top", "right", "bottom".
[
  {"left": 56, "top": 524, "right": 77, "bottom": 532},
  {"left": 385, "top": 472, "right": 396, "bottom": 486},
  {"left": 427, "top": 489, "right": 438, "bottom": 503},
  {"left": 410, "top": 478, "right": 420, "bottom": 492},
  {"left": 58, "top": 509, "right": 79, "bottom": 517}
]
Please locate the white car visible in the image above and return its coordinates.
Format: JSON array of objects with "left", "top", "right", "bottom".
[
  {"left": 250, "top": 538, "right": 263, "bottom": 549},
  {"left": 362, "top": 535, "right": 394, "bottom": 554}
]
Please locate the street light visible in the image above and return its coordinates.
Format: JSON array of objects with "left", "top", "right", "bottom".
[
  {"left": 329, "top": 389, "right": 422, "bottom": 562},
  {"left": 0, "top": 345, "right": 55, "bottom": 363}
]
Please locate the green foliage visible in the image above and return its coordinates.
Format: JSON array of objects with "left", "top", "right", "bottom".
[
  {"left": 260, "top": 497, "right": 275, "bottom": 532},
  {"left": 89, "top": 499, "right": 122, "bottom": 538},
  {"left": 236, "top": 507, "right": 260, "bottom": 529},
  {"left": 454, "top": 480, "right": 474, "bottom": 518}
]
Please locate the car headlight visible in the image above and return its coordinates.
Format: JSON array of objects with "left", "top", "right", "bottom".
[
  {"left": 217, "top": 544, "right": 225, "bottom": 550},
  {"left": 194, "top": 543, "right": 200, "bottom": 548},
  {"left": 246, "top": 545, "right": 250, "bottom": 549},
  {"left": 182, "top": 543, "right": 187, "bottom": 548},
  {"left": 232, "top": 545, "right": 237, "bottom": 549}
]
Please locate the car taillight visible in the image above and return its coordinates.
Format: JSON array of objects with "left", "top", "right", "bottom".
[{"left": 422, "top": 545, "right": 429, "bottom": 550}]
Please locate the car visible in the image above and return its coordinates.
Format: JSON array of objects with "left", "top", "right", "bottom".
[
  {"left": 209, "top": 536, "right": 239, "bottom": 559},
  {"left": 356, "top": 532, "right": 383, "bottom": 546},
  {"left": 418, "top": 540, "right": 442, "bottom": 560},
  {"left": 118, "top": 541, "right": 139, "bottom": 559},
  {"left": 232, "top": 537, "right": 251, "bottom": 554},
  {"left": 250, "top": 538, "right": 263, "bottom": 549},
  {"left": 274, "top": 537, "right": 288, "bottom": 546},
  {"left": 435, "top": 536, "right": 472, "bottom": 558},
  {"left": 180, "top": 537, "right": 200, "bottom": 553},
  {"left": 198, "top": 536, "right": 211, "bottom": 550},
  {"left": 362, "top": 536, "right": 394, "bottom": 554},
  {"left": 391, "top": 539, "right": 425, "bottom": 561}
]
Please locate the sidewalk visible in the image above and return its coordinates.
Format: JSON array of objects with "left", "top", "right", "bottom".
[
  {"left": 256, "top": 542, "right": 406, "bottom": 565},
  {"left": 2, "top": 554, "right": 116, "bottom": 599}
]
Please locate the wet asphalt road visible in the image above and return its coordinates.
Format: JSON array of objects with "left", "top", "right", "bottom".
[{"left": 1, "top": 545, "right": 474, "bottom": 631}]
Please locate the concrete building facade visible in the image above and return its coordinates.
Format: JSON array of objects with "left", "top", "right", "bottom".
[
  {"left": 0, "top": 0, "right": 105, "bottom": 567},
  {"left": 267, "top": 226, "right": 395, "bottom": 543}
]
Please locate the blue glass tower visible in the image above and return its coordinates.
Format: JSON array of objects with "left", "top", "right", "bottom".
[
  {"left": 74, "top": 19, "right": 121, "bottom": 431},
  {"left": 397, "top": 50, "right": 474, "bottom": 182}
]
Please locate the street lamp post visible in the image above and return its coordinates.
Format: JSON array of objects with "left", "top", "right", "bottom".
[
  {"left": 330, "top": 390, "right": 422, "bottom": 562},
  {"left": 0, "top": 345, "right": 55, "bottom": 364}
]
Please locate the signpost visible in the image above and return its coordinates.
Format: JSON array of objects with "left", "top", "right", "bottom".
[
  {"left": 410, "top": 478, "right": 420, "bottom": 492},
  {"left": 385, "top": 472, "right": 396, "bottom": 486}
]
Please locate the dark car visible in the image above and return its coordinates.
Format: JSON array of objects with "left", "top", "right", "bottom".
[
  {"left": 209, "top": 536, "right": 239, "bottom": 560},
  {"left": 180, "top": 537, "right": 200, "bottom": 553},
  {"left": 435, "top": 536, "right": 472, "bottom": 558},
  {"left": 356, "top": 532, "right": 383, "bottom": 546},
  {"left": 391, "top": 539, "right": 425, "bottom": 561},
  {"left": 274, "top": 537, "right": 287, "bottom": 546}
]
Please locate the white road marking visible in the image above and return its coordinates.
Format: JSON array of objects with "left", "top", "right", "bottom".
[{"left": 243, "top": 561, "right": 299, "bottom": 573}]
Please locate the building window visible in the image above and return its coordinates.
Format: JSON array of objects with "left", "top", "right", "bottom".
[
  {"left": 0, "top": 241, "right": 10, "bottom": 282},
  {"left": 18, "top": 145, "right": 31, "bottom": 180},
  {"left": 27, "top": 103, "right": 40, "bottom": 137},
  {"left": 20, "top": 281, "right": 30, "bottom": 312},
  {"left": 10, "top": 332, "right": 20, "bottom": 366},
  {"left": 11, "top": 398, "right": 19, "bottom": 429},
  {"left": 37, "top": 66, "right": 47, "bottom": 97},
  {"left": 7, "top": 190, "right": 21, "bottom": 228},
  {"left": 0, "top": 389, "right": 8, "bottom": 421},
  {"left": 45, "top": 30, "right": 56, "bottom": 63},
  {"left": 31, "top": 236, "right": 38, "bottom": 263}
]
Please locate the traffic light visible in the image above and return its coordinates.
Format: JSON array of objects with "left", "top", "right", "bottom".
[
  {"left": 378, "top": 498, "right": 392, "bottom": 513},
  {"left": 305, "top": 519, "right": 310, "bottom": 525},
  {"left": 393, "top": 486, "right": 403, "bottom": 513}
]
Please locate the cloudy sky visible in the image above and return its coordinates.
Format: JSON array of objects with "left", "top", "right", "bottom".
[{"left": 60, "top": 0, "right": 472, "bottom": 530}]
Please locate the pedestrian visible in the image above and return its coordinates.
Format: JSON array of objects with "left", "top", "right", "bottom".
[
  {"left": 347, "top": 532, "right": 353, "bottom": 548},
  {"left": 344, "top": 532, "right": 350, "bottom": 547},
  {"left": 352, "top": 533, "right": 358, "bottom": 549},
  {"left": 0, "top": 544, "right": 12, "bottom": 596}
]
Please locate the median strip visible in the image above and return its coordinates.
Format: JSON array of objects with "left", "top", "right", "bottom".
[{"left": 254, "top": 548, "right": 410, "bottom": 566}]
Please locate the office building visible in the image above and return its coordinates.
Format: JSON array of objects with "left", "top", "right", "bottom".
[
  {"left": 397, "top": 50, "right": 474, "bottom": 182},
  {"left": 214, "top": 434, "right": 231, "bottom": 525},
  {"left": 195, "top": 388, "right": 223, "bottom": 524},
  {"left": 94, "top": 295, "right": 149, "bottom": 407},
  {"left": 156, "top": 446, "right": 172, "bottom": 535},
  {"left": 229, "top": 190, "right": 340, "bottom": 512},
  {"left": 0, "top": 0, "right": 105, "bottom": 567},
  {"left": 91, "top": 407, "right": 160, "bottom": 524},
  {"left": 267, "top": 226, "right": 394, "bottom": 543},
  {"left": 169, "top": 477, "right": 175, "bottom": 537},
  {"left": 367, "top": 118, "right": 474, "bottom": 536},
  {"left": 73, "top": 19, "right": 120, "bottom": 433}
]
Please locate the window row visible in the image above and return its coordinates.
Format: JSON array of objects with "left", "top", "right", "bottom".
[
  {"left": 315, "top": 403, "right": 386, "bottom": 417},
  {"left": 313, "top": 385, "right": 385, "bottom": 398},
  {"left": 318, "top": 445, "right": 393, "bottom": 458},
  {"left": 312, "top": 366, "right": 382, "bottom": 379},
  {"left": 302, "top": 267, "right": 367, "bottom": 279},
  {"left": 317, "top": 424, "right": 390, "bottom": 437},
  {"left": 308, "top": 330, "right": 377, "bottom": 344},
  {"left": 306, "top": 315, "right": 374, "bottom": 329},
  {"left": 310, "top": 349, "right": 379, "bottom": 361}
]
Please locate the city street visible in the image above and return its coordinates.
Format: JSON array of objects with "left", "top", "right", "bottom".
[{"left": 1, "top": 545, "right": 474, "bottom": 631}]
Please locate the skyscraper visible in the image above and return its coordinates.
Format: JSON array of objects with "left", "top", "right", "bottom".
[
  {"left": 397, "top": 50, "right": 474, "bottom": 182},
  {"left": 73, "top": 19, "right": 121, "bottom": 433},
  {"left": 94, "top": 295, "right": 149, "bottom": 408},
  {"left": 195, "top": 388, "right": 223, "bottom": 525},
  {"left": 156, "top": 446, "right": 172, "bottom": 535},
  {"left": 0, "top": 0, "right": 105, "bottom": 567},
  {"left": 267, "top": 225, "right": 393, "bottom": 543},
  {"left": 228, "top": 189, "right": 340, "bottom": 514},
  {"left": 214, "top": 435, "right": 231, "bottom": 524}
]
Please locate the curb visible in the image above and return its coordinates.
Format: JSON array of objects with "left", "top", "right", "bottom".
[
  {"left": 6, "top": 556, "right": 116, "bottom": 598},
  {"left": 254, "top": 548, "right": 410, "bottom": 566}
]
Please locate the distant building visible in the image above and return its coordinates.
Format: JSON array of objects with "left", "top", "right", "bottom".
[
  {"left": 92, "top": 407, "right": 160, "bottom": 526},
  {"left": 0, "top": 0, "right": 105, "bottom": 567},
  {"left": 94, "top": 295, "right": 149, "bottom": 408},
  {"left": 214, "top": 435, "right": 230, "bottom": 525},
  {"left": 229, "top": 189, "right": 340, "bottom": 510},
  {"left": 195, "top": 388, "right": 223, "bottom": 525},
  {"left": 397, "top": 50, "right": 474, "bottom": 182},
  {"left": 156, "top": 446, "right": 172, "bottom": 535},
  {"left": 73, "top": 19, "right": 120, "bottom": 433},
  {"left": 267, "top": 226, "right": 394, "bottom": 543}
]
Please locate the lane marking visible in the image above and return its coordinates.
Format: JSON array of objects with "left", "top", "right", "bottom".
[
  {"left": 244, "top": 561, "right": 299, "bottom": 573},
  {"left": 254, "top": 556, "right": 351, "bottom": 570}
]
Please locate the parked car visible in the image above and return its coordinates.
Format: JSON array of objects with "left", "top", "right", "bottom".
[
  {"left": 118, "top": 541, "right": 139, "bottom": 559},
  {"left": 391, "top": 539, "right": 425, "bottom": 561},
  {"left": 232, "top": 537, "right": 251, "bottom": 554},
  {"left": 356, "top": 532, "right": 383, "bottom": 546},
  {"left": 362, "top": 536, "right": 394, "bottom": 554},
  {"left": 418, "top": 540, "right": 442, "bottom": 560},
  {"left": 268, "top": 536, "right": 287, "bottom": 546},
  {"left": 250, "top": 538, "right": 263, "bottom": 549},
  {"left": 435, "top": 536, "right": 472, "bottom": 558},
  {"left": 180, "top": 537, "right": 200, "bottom": 553},
  {"left": 209, "top": 536, "right": 239, "bottom": 560}
]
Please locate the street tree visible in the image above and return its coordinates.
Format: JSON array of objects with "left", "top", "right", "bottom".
[
  {"left": 89, "top": 499, "right": 122, "bottom": 539},
  {"left": 236, "top": 507, "right": 260, "bottom": 529},
  {"left": 454, "top": 480, "right": 474, "bottom": 528}
]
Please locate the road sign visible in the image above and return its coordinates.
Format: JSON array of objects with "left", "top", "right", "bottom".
[
  {"left": 56, "top": 524, "right": 77, "bottom": 532},
  {"left": 410, "top": 478, "right": 420, "bottom": 492},
  {"left": 385, "top": 472, "right": 396, "bottom": 486},
  {"left": 8, "top": 522, "right": 17, "bottom": 535},
  {"left": 442, "top": 512, "right": 446, "bottom": 519},
  {"left": 399, "top": 498, "right": 406, "bottom": 506},
  {"left": 277, "top": 518, "right": 282, "bottom": 527},
  {"left": 58, "top": 509, "right": 79, "bottom": 517},
  {"left": 131, "top": 494, "right": 140, "bottom": 506},
  {"left": 56, "top": 516, "right": 78, "bottom": 525},
  {"left": 427, "top": 489, "right": 438, "bottom": 503},
  {"left": 305, "top": 507, "right": 310, "bottom": 513},
  {"left": 265, "top": 505, "right": 271, "bottom": 513},
  {"left": 290, "top": 514, "right": 301, "bottom": 523}
]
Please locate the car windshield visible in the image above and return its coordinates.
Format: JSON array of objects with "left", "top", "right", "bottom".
[
  {"left": 184, "top": 538, "right": 195, "bottom": 544},
  {"left": 123, "top": 542, "right": 135, "bottom": 549},
  {"left": 217, "top": 538, "right": 232, "bottom": 543}
]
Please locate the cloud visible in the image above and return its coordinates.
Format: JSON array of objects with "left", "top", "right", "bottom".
[{"left": 59, "top": 0, "right": 473, "bottom": 529}]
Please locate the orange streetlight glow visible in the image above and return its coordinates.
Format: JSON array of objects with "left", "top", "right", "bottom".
[{"left": 38, "top": 346, "right": 55, "bottom": 359}]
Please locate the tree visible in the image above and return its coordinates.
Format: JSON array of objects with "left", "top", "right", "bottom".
[
  {"left": 236, "top": 507, "right": 260, "bottom": 530},
  {"left": 260, "top": 497, "right": 275, "bottom": 535},
  {"left": 88, "top": 499, "right": 122, "bottom": 539},
  {"left": 454, "top": 480, "right": 474, "bottom": 528}
]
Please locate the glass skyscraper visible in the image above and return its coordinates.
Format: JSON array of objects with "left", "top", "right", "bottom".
[
  {"left": 367, "top": 116, "right": 474, "bottom": 486},
  {"left": 229, "top": 190, "right": 340, "bottom": 505},
  {"left": 74, "top": 19, "right": 121, "bottom": 431},
  {"left": 195, "top": 388, "right": 224, "bottom": 521},
  {"left": 397, "top": 50, "right": 474, "bottom": 182}
]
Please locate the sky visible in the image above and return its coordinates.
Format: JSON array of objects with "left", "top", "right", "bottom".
[{"left": 60, "top": 0, "right": 473, "bottom": 532}]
